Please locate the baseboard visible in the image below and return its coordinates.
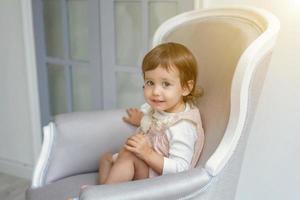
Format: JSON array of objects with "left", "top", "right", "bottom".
[{"left": 0, "top": 157, "right": 33, "bottom": 180}]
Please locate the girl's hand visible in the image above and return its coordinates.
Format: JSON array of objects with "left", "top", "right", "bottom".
[
  {"left": 124, "top": 134, "right": 152, "bottom": 160},
  {"left": 122, "top": 108, "right": 144, "bottom": 127}
]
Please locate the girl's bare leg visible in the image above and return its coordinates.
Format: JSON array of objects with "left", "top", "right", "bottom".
[
  {"left": 105, "top": 149, "right": 149, "bottom": 184},
  {"left": 98, "top": 153, "right": 114, "bottom": 184},
  {"left": 133, "top": 154, "right": 149, "bottom": 180}
]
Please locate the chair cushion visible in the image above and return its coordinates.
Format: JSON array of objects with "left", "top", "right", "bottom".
[{"left": 26, "top": 173, "right": 97, "bottom": 200}]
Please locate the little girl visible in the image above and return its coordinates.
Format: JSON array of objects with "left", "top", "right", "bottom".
[{"left": 99, "top": 42, "right": 204, "bottom": 184}]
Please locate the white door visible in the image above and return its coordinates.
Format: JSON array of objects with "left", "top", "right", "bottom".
[
  {"left": 34, "top": 0, "right": 194, "bottom": 126},
  {"left": 34, "top": 0, "right": 103, "bottom": 126}
]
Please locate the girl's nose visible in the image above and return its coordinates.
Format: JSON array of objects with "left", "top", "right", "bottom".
[{"left": 152, "top": 85, "right": 162, "bottom": 95}]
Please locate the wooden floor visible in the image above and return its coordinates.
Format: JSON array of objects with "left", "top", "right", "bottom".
[{"left": 0, "top": 172, "right": 30, "bottom": 200}]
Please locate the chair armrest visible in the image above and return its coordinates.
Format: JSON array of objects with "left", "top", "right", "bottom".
[
  {"left": 32, "top": 109, "right": 135, "bottom": 187},
  {"left": 79, "top": 167, "right": 211, "bottom": 200}
]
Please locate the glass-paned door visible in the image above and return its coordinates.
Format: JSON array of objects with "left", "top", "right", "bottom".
[
  {"left": 100, "top": 0, "right": 194, "bottom": 109},
  {"left": 43, "top": 0, "right": 100, "bottom": 114},
  {"left": 33, "top": 0, "right": 102, "bottom": 126},
  {"left": 33, "top": 0, "right": 194, "bottom": 126}
]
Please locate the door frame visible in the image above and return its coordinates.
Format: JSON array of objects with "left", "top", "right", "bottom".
[{"left": 21, "top": 0, "right": 42, "bottom": 162}]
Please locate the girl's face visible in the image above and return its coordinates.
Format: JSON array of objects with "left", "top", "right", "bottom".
[{"left": 143, "top": 65, "right": 190, "bottom": 113}]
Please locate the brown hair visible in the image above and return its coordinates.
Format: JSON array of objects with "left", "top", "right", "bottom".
[{"left": 142, "top": 42, "right": 203, "bottom": 103}]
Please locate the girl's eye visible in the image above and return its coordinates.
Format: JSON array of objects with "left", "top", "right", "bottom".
[
  {"left": 145, "top": 80, "right": 154, "bottom": 86},
  {"left": 162, "top": 81, "right": 170, "bottom": 88}
]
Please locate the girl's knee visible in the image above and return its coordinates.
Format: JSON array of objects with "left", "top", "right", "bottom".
[
  {"left": 100, "top": 152, "right": 113, "bottom": 164},
  {"left": 119, "top": 149, "right": 135, "bottom": 159}
]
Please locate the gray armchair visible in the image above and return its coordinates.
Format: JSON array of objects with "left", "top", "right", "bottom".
[{"left": 26, "top": 6, "right": 280, "bottom": 200}]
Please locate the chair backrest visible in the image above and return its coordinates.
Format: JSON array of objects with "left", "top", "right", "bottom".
[{"left": 153, "top": 6, "right": 280, "bottom": 175}]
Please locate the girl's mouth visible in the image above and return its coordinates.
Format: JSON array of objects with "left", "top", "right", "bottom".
[{"left": 151, "top": 99, "right": 165, "bottom": 104}]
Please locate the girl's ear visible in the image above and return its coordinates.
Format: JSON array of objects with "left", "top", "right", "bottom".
[{"left": 182, "top": 80, "right": 194, "bottom": 96}]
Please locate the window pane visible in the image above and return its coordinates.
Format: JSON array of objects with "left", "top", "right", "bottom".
[
  {"left": 68, "top": 0, "right": 89, "bottom": 61},
  {"left": 116, "top": 72, "right": 144, "bottom": 108},
  {"left": 149, "top": 2, "right": 177, "bottom": 45},
  {"left": 47, "top": 64, "right": 68, "bottom": 115},
  {"left": 71, "top": 65, "right": 92, "bottom": 111},
  {"left": 115, "top": 1, "right": 142, "bottom": 66},
  {"left": 44, "top": 0, "right": 64, "bottom": 58}
]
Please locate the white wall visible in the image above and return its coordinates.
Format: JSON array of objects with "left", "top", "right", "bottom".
[
  {"left": 0, "top": 0, "right": 40, "bottom": 179},
  {"left": 203, "top": 0, "right": 300, "bottom": 199}
]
